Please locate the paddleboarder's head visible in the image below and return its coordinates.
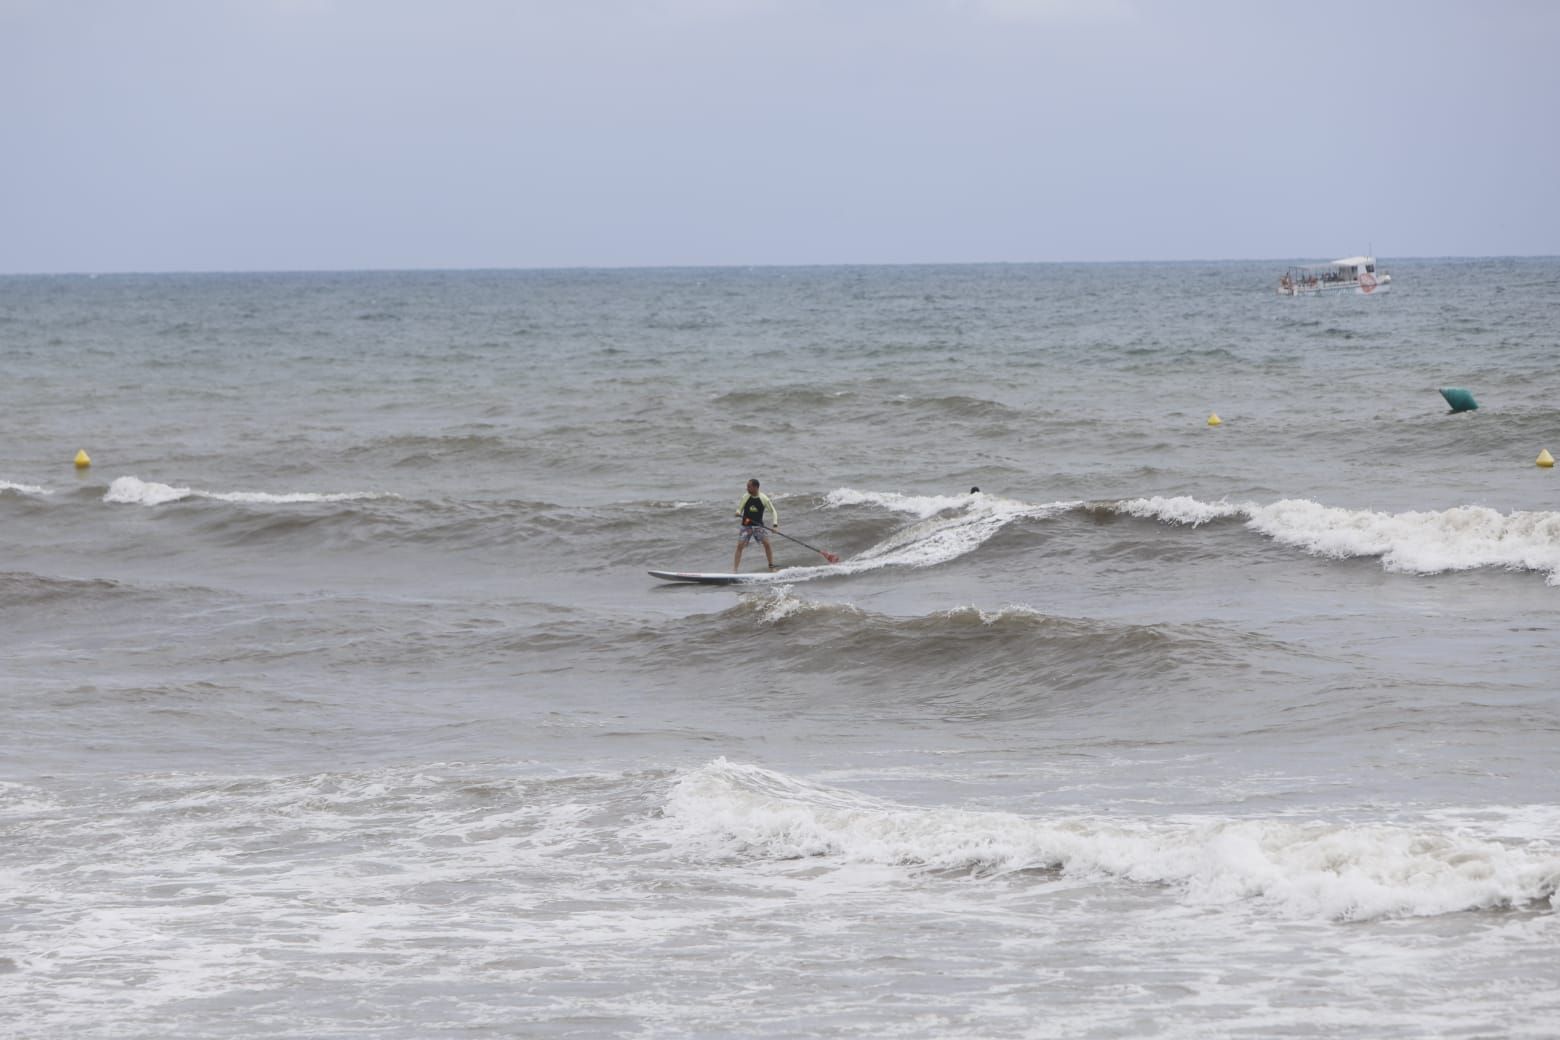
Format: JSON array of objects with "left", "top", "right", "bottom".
[{"left": 747, "top": 479, "right": 760, "bottom": 493}]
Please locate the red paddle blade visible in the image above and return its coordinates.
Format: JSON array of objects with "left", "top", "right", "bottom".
[{"left": 822, "top": 551, "right": 841, "bottom": 564}]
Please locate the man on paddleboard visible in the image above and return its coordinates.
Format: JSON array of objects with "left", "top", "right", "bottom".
[{"left": 733, "top": 478, "right": 779, "bottom": 572}]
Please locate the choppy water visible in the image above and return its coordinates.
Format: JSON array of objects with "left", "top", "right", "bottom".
[{"left": 3, "top": 260, "right": 1559, "bottom": 1038}]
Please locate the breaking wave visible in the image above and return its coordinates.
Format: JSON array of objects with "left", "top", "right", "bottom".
[
  {"left": 1106, "top": 494, "right": 1560, "bottom": 584},
  {"left": 809, "top": 488, "right": 1560, "bottom": 585},
  {"left": 103, "top": 475, "right": 397, "bottom": 507},
  {"left": 661, "top": 760, "right": 1560, "bottom": 921}
]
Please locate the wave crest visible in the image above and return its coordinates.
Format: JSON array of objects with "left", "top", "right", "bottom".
[
  {"left": 104, "top": 475, "right": 394, "bottom": 507},
  {"left": 663, "top": 760, "right": 1560, "bottom": 921},
  {"left": 1097, "top": 494, "right": 1560, "bottom": 583}
]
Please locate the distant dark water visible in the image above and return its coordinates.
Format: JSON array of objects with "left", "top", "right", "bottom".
[{"left": 3, "top": 260, "right": 1559, "bottom": 1038}]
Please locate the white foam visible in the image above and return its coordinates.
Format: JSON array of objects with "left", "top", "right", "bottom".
[
  {"left": 0, "top": 780, "right": 62, "bottom": 815},
  {"left": 737, "top": 586, "right": 865, "bottom": 624},
  {"left": 944, "top": 603, "right": 1048, "bottom": 624},
  {"left": 201, "top": 489, "right": 389, "bottom": 505},
  {"left": 1111, "top": 494, "right": 1560, "bottom": 584},
  {"left": 1247, "top": 499, "right": 1560, "bottom": 582},
  {"left": 1115, "top": 494, "right": 1246, "bottom": 526},
  {"left": 103, "top": 475, "right": 392, "bottom": 507},
  {"left": 745, "top": 491, "right": 1560, "bottom": 585},
  {"left": 825, "top": 486, "right": 1077, "bottom": 576},
  {"left": 662, "top": 760, "right": 1560, "bottom": 921},
  {"left": 1, "top": 480, "right": 52, "bottom": 496},
  {"left": 826, "top": 487, "right": 994, "bottom": 519},
  {"left": 104, "top": 476, "right": 192, "bottom": 505}
]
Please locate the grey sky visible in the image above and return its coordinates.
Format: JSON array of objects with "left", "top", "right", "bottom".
[{"left": 3, "top": 0, "right": 1555, "bottom": 273}]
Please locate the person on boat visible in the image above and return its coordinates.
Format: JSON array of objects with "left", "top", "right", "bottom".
[{"left": 733, "top": 478, "right": 779, "bottom": 572}]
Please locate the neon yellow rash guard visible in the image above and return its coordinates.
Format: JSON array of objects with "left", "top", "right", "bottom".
[{"left": 736, "top": 492, "right": 777, "bottom": 527}]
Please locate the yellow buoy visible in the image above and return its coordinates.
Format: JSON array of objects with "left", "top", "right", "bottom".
[
  {"left": 74, "top": 449, "right": 92, "bottom": 469},
  {"left": 1207, "top": 413, "right": 1222, "bottom": 427},
  {"left": 1539, "top": 449, "right": 1555, "bottom": 468}
]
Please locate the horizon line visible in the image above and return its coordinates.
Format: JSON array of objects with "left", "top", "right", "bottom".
[{"left": 3, "top": 253, "right": 1557, "bottom": 279}]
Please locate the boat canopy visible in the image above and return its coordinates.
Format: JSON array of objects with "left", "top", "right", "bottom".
[{"left": 1288, "top": 256, "right": 1373, "bottom": 272}]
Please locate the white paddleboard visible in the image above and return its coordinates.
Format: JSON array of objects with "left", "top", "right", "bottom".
[{"left": 648, "top": 570, "right": 781, "bottom": 585}]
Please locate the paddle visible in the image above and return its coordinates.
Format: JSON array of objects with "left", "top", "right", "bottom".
[{"left": 761, "top": 524, "right": 841, "bottom": 564}]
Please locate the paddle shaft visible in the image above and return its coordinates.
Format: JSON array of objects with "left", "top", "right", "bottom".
[{"left": 756, "top": 523, "right": 840, "bottom": 563}]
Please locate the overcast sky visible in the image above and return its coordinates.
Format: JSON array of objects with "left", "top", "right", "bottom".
[{"left": 3, "top": 0, "right": 1556, "bottom": 273}]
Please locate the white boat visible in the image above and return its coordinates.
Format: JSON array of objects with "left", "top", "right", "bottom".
[{"left": 1277, "top": 255, "right": 1390, "bottom": 296}]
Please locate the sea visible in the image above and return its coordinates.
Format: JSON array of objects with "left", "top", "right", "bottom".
[{"left": 2, "top": 259, "right": 1558, "bottom": 1039}]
